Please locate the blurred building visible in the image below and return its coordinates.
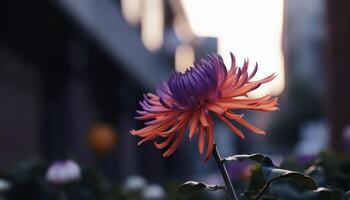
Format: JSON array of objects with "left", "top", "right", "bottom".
[
  {"left": 1, "top": 0, "right": 349, "bottom": 185},
  {"left": 0, "top": 0, "right": 217, "bottom": 182},
  {"left": 284, "top": 0, "right": 326, "bottom": 92}
]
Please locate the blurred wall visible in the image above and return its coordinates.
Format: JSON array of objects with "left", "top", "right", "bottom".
[
  {"left": 0, "top": 46, "right": 41, "bottom": 170},
  {"left": 326, "top": 0, "right": 350, "bottom": 151}
]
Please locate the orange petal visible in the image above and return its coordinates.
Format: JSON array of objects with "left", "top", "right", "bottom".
[
  {"left": 159, "top": 113, "right": 190, "bottom": 136},
  {"left": 206, "top": 103, "right": 225, "bottom": 115},
  {"left": 145, "top": 112, "right": 181, "bottom": 126},
  {"left": 137, "top": 122, "right": 174, "bottom": 137},
  {"left": 224, "top": 82, "right": 261, "bottom": 97},
  {"left": 205, "top": 116, "right": 215, "bottom": 161},
  {"left": 199, "top": 110, "right": 209, "bottom": 127},
  {"left": 235, "top": 117, "right": 265, "bottom": 135},
  {"left": 130, "top": 125, "right": 159, "bottom": 136},
  {"left": 219, "top": 116, "right": 245, "bottom": 139},
  {"left": 218, "top": 95, "right": 271, "bottom": 104},
  {"left": 154, "top": 133, "right": 175, "bottom": 149},
  {"left": 188, "top": 111, "right": 199, "bottom": 140},
  {"left": 216, "top": 102, "right": 252, "bottom": 110},
  {"left": 234, "top": 70, "right": 248, "bottom": 88},
  {"left": 225, "top": 111, "right": 244, "bottom": 120},
  {"left": 135, "top": 113, "right": 158, "bottom": 120},
  {"left": 163, "top": 127, "right": 186, "bottom": 157},
  {"left": 252, "top": 73, "right": 276, "bottom": 85},
  {"left": 137, "top": 134, "right": 158, "bottom": 145},
  {"left": 198, "top": 126, "right": 205, "bottom": 154}
]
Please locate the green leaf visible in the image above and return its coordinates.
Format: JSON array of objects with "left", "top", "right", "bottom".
[
  {"left": 224, "top": 154, "right": 317, "bottom": 190},
  {"left": 178, "top": 181, "right": 225, "bottom": 194},
  {"left": 314, "top": 187, "right": 344, "bottom": 200},
  {"left": 342, "top": 191, "right": 350, "bottom": 200},
  {"left": 227, "top": 153, "right": 318, "bottom": 199},
  {"left": 223, "top": 154, "right": 276, "bottom": 167},
  {"left": 263, "top": 167, "right": 317, "bottom": 190}
]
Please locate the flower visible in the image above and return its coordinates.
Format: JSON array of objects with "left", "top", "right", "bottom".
[
  {"left": 46, "top": 160, "right": 81, "bottom": 184},
  {"left": 124, "top": 175, "right": 148, "bottom": 192},
  {"left": 0, "top": 179, "right": 12, "bottom": 191},
  {"left": 130, "top": 53, "right": 278, "bottom": 160},
  {"left": 142, "top": 184, "right": 166, "bottom": 200}
]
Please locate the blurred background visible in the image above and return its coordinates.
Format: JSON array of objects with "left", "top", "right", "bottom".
[{"left": 0, "top": 0, "right": 350, "bottom": 199}]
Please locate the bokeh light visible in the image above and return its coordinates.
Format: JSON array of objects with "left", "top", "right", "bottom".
[{"left": 180, "top": 0, "right": 285, "bottom": 96}]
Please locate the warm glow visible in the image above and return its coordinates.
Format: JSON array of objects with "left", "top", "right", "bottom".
[
  {"left": 173, "top": 15, "right": 195, "bottom": 42},
  {"left": 141, "top": 0, "right": 164, "bottom": 52},
  {"left": 180, "top": 0, "right": 285, "bottom": 96},
  {"left": 175, "top": 43, "right": 195, "bottom": 72},
  {"left": 121, "top": 0, "right": 142, "bottom": 25}
]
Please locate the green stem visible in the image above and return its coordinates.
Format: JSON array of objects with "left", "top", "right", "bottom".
[{"left": 212, "top": 144, "right": 238, "bottom": 200}]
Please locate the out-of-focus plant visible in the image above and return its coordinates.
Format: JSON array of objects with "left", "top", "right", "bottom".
[
  {"left": 142, "top": 184, "right": 166, "bottom": 200},
  {"left": 46, "top": 160, "right": 81, "bottom": 185},
  {"left": 1, "top": 151, "right": 350, "bottom": 199},
  {"left": 119, "top": 175, "right": 148, "bottom": 199},
  {"left": 1, "top": 159, "right": 113, "bottom": 200}
]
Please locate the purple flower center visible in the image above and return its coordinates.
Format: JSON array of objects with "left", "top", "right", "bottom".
[{"left": 165, "top": 54, "right": 227, "bottom": 109}]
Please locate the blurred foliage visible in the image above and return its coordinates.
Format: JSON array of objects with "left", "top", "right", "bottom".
[
  {"left": 239, "top": 150, "right": 350, "bottom": 200},
  {"left": 0, "top": 150, "right": 349, "bottom": 200}
]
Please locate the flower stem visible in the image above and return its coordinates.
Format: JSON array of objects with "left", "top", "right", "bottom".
[
  {"left": 255, "top": 182, "right": 271, "bottom": 200},
  {"left": 212, "top": 144, "right": 238, "bottom": 200}
]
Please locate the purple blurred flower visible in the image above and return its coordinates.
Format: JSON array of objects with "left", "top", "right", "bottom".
[
  {"left": 124, "top": 175, "right": 147, "bottom": 192},
  {"left": 142, "top": 184, "right": 165, "bottom": 200},
  {"left": 228, "top": 162, "right": 251, "bottom": 181},
  {"left": 297, "top": 154, "right": 317, "bottom": 165},
  {"left": 46, "top": 160, "right": 81, "bottom": 184}
]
